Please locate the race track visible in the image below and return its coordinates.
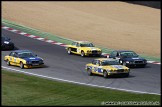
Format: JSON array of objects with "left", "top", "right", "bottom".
[{"left": 1, "top": 29, "right": 161, "bottom": 95}]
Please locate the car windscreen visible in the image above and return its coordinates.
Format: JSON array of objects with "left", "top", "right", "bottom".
[
  {"left": 2, "top": 36, "right": 10, "bottom": 41},
  {"left": 101, "top": 60, "right": 120, "bottom": 66},
  {"left": 120, "top": 51, "right": 138, "bottom": 58},
  {"left": 80, "top": 43, "right": 94, "bottom": 47},
  {"left": 18, "top": 52, "right": 35, "bottom": 58}
]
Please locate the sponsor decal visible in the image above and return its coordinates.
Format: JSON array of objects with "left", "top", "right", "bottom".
[
  {"left": 111, "top": 65, "right": 123, "bottom": 69},
  {"left": 132, "top": 58, "right": 140, "bottom": 59},
  {"left": 29, "top": 58, "right": 35, "bottom": 59}
]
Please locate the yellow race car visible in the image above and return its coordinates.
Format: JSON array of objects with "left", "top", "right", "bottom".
[
  {"left": 66, "top": 41, "right": 102, "bottom": 57},
  {"left": 85, "top": 58, "right": 130, "bottom": 78},
  {"left": 4, "top": 50, "right": 44, "bottom": 69}
]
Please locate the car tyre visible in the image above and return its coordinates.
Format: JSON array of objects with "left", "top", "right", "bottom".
[
  {"left": 67, "top": 48, "right": 71, "bottom": 55},
  {"left": 7, "top": 60, "right": 10, "bottom": 66},
  {"left": 103, "top": 70, "right": 108, "bottom": 78},
  {"left": 87, "top": 68, "right": 93, "bottom": 76},
  {"left": 20, "top": 62, "right": 24, "bottom": 69},
  {"left": 81, "top": 51, "right": 85, "bottom": 57}
]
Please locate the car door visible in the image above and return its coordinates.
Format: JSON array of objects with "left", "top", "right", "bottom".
[
  {"left": 70, "top": 42, "right": 78, "bottom": 53},
  {"left": 91, "top": 60, "right": 100, "bottom": 74},
  {"left": 13, "top": 52, "right": 20, "bottom": 66},
  {"left": 12, "top": 52, "right": 19, "bottom": 65},
  {"left": 76, "top": 43, "right": 81, "bottom": 54},
  {"left": 8, "top": 52, "right": 15, "bottom": 65}
]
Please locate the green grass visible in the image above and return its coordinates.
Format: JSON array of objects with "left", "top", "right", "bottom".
[
  {"left": 2, "top": 70, "right": 160, "bottom": 106},
  {"left": 2, "top": 19, "right": 160, "bottom": 62}
]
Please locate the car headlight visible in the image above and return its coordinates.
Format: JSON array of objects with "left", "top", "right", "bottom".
[
  {"left": 125, "top": 69, "right": 130, "bottom": 71},
  {"left": 26, "top": 61, "right": 32, "bottom": 64},
  {"left": 126, "top": 61, "right": 130, "bottom": 63},
  {"left": 4, "top": 41, "right": 10, "bottom": 44},
  {"left": 39, "top": 60, "right": 43, "bottom": 63}
]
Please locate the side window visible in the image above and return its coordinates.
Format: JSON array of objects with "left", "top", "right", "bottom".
[
  {"left": 96, "top": 60, "right": 100, "bottom": 66},
  {"left": 72, "top": 42, "right": 75, "bottom": 46},
  {"left": 76, "top": 43, "right": 80, "bottom": 47},
  {"left": 116, "top": 52, "right": 119, "bottom": 57},
  {"left": 110, "top": 51, "right": 117, "bottom": 57},
  {"left": 9, "top": 52, "right": 15, "bottom": 57},
  {"left": 72, "top": 42, "right": 77, "bottom": 46},
  {"left": 13, "top": 52, "right": 18, "bottom": 58},
  {"left": 92, "top": 60, "right": 98, "bottom": 65}
]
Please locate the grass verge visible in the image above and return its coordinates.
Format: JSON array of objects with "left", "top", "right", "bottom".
[
  {"left": 2, "top": 19, "right": 160, "bottom": 62},
  {"left": 2, "top": 70, "right": 160, "bottom": 106}
]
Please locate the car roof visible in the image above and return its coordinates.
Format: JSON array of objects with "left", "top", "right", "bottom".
[
  {"left": 94, "top": 58, "right": 117, "bottom": 61},
  {"left": 13, "top": 50, "right": 32, "bottom": 53},
  {"left": 115, "top": 50, "right": 134, "bottom": 52},
  {"left": 75, "top": 41, "right": 91, "bottom": 43}
]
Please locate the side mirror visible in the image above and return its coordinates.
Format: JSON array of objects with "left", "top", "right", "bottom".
[{"left": 35, "top": 54, "right": 37, "bottom": 57}]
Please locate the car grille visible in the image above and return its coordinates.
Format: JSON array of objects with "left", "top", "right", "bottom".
[
  {"left": 117, "top": 69, "right": 124, "bottom": 72},
  {"left": 92, "top": 50, "right": 98, "bottom": 54},
  {"left": 32, "top": 61, "right": 39, "bottom": 64},
  {"left": 134, "top": 61, "right": 144, "bottom": 64}
]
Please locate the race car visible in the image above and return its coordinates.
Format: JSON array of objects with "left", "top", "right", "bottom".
[
  {"left": 108, "top": 50, "right": 147, "bottom": 67},
  {"left": 1, "top": 34, "right": 14, "bottom": 50},
  {"left": 66, "top": 41, "right": 102, "bottom": 57},
  {"left": 85, "top": 58, "right": 130, "bottom": 78},
  {"left": 4, "top": 50, "right": 44, "bottom": 69}
]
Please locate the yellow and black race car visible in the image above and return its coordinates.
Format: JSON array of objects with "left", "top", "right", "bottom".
[
  {"left": 66, "top": 41, "right": 102, "bottom": 57},
  {"left": 85, "top": 58, "right": 130, "bottom": 78}
]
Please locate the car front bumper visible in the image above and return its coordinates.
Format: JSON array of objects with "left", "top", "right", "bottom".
[{"left": 24, "top": 63, "right": 44, "bottom": 68}]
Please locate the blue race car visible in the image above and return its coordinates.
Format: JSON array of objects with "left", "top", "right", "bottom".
[
  {"left": 4, "top": 50, "right": 44, "bottom": 69},
  {"left": 108, "top": 50, "right": 147, "bottom": 67}
]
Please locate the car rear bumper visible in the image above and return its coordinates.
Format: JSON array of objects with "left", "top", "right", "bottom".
[{"left": 2, "top": 44, "right": 14, "bottom": 50}]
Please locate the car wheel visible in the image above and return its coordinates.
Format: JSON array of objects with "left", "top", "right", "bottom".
[
  {"left": 87, "top": 68, "right": 93, "bottom": 76},
  {"left": 20, "top": 62, "right": 24, "bottom": 69},
  {"left": 67, "top": 48, "right": 71, "bottom": 55},
  {"left": 81, "top": 51, "right": 85, "bottom": 57},
  {"left": 103, "top": 71, "right": 108, "bottom": 78},
  {"left": 7, "top": 60, "right": 10, "bottom": 66}
]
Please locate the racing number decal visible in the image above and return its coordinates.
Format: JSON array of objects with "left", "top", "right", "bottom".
[
  {"left": 77, "top": 48, "right": 80, "bottom": 53},
  {"left": 10, "top": 57, "right": 12, "bottom": 61},
  {"left": 14, "top": 58, "right": 16, "bottom": 63},
  {"left": 77, "top": 48, "right": 81, "bottom": 53},
  {"left": 94, "top": 67, "right": 98, "bottom": 72}
]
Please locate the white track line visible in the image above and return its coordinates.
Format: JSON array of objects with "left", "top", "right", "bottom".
[
  {"left": 19, "top": 32, "right": 27, "bottom": 35},
  {"left": 2, "top": 66, "right": 160, "bottom": 95}
]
